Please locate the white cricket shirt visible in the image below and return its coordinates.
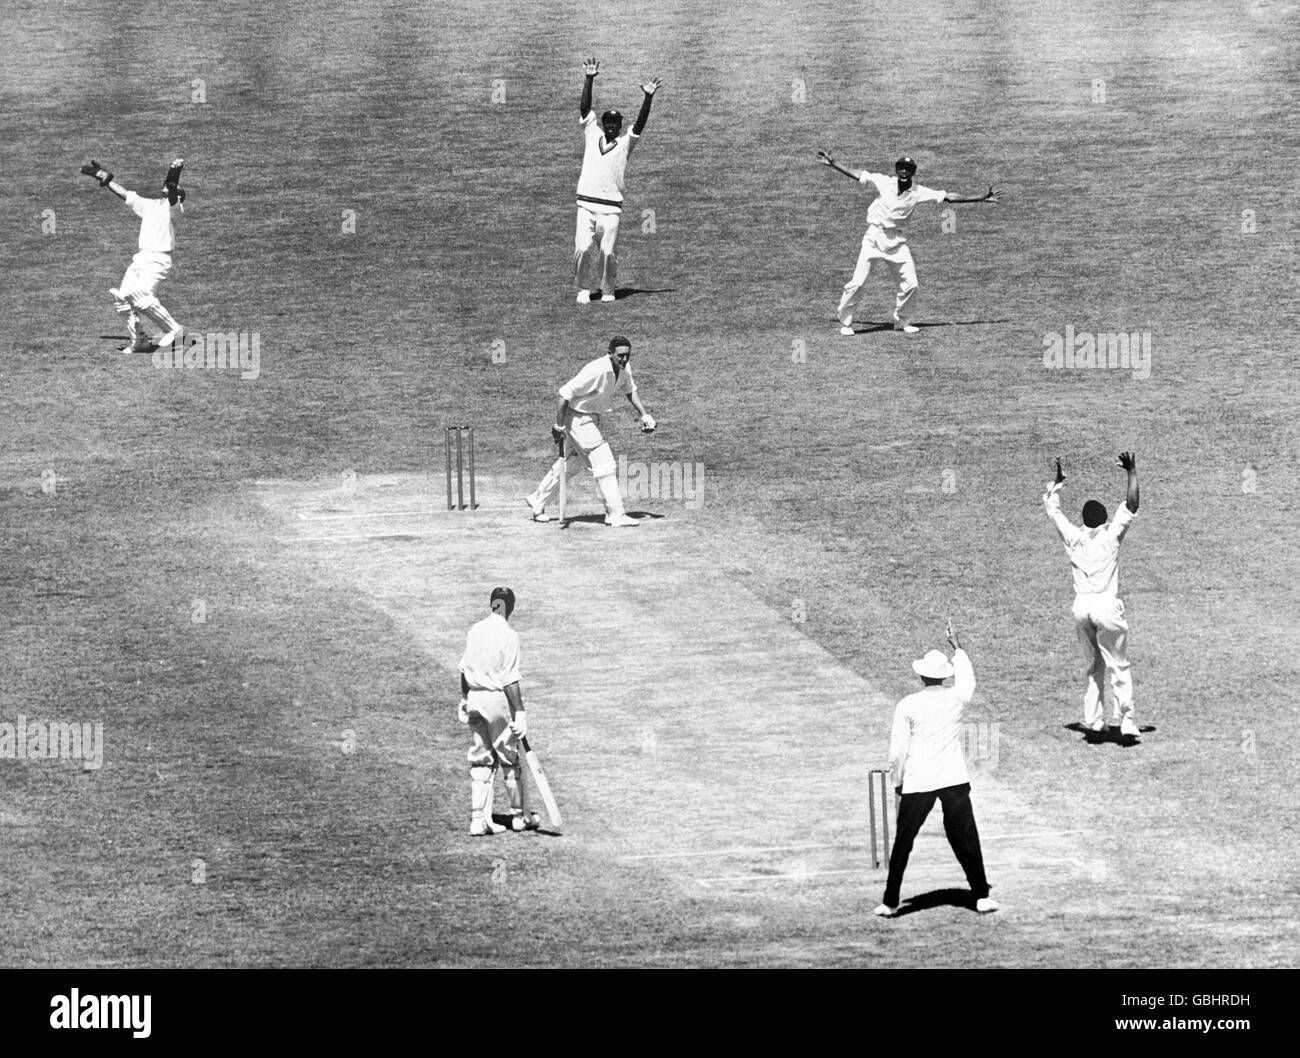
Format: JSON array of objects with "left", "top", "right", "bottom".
[
  {"left": 888, "top": 649, "right": 976, "bottom": 793},
  {"left": 859, "top": 172, "right": 946, "bottom": 229},
  {"left": 459, "top": 613, "right": 522, "bottom": 692},
  {"left": 559, "top": 355, "right": 637, "bottom": 414},
  {"left": 576, "top": 112, "right": 638, "bottom": 213},
  {"left": 124, "top": 192, "right": 182, "bottom": 253},
  {"left": 1043, "top": 483, "right": 1136, "bottom": 596}
]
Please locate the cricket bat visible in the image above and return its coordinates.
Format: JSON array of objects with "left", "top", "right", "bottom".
[
  {"left": 520, "top": 735, "right": 562, "bottom": 829},
  {"left": 557, "top": 434, "right": 567, "bottom": 529}
]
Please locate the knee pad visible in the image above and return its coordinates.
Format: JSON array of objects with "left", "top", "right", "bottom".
[
  {"left": 469, "top": 765, "right": 495, "bottom": 783},
  {"left": 589, "top": 441, "right": 616, "bottom": 478},
  {"left": 132, "top": 293, "right": 161, "bottom": 312}
]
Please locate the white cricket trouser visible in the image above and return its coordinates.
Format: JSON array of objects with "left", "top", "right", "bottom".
[
  {"left": 837, "top": 225, "right": 919, "bottom": 326},
  {"left": 117, "top": 251, "right": 172, "bottom": 300},
  {"left": 1071, "top": 593, "right": 1133, "bottom": 725},
  {"left": 574, "top": 205, "right": 621, "bottom": 294},
  {"left": 528, "top": 411, "right": 624, "bottom": 516}
]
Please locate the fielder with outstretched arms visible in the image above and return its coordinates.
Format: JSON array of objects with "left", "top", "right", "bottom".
[
  {"left": 817, "top": 151, "right": 1000, "bottom": 335},
  {"left": 80, "top": 157, "right": 186, "bottom": 354},
  {"left": 1043, "top": 453, "right": 1142, "bottom": 739},
  {"left": 525, "top": 335, "right": 656, "bottom": 527},
  {"left": 457, "top": 587, "right": 538, "bottom": 835},
  {"left": 573, "top": 58, "right": 662, "bottom": 303}
]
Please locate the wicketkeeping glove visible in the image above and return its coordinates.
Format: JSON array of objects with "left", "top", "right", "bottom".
[
  {"left": 79, "top": 161, "right": 113, "bottom": 187},
  {"left": 640, "top": 413, "right": 656, "bottom": 433}
]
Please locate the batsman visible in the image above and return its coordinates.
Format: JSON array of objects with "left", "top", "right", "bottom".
[
  {"left": 80, "top": 157, "right": 186, "bottom": 354},
  {"left": 457, "top": 587, "right": 538, "bottom": 835},
  {"left": 525, "top": 335, "right": 656, "bottom": 527}
]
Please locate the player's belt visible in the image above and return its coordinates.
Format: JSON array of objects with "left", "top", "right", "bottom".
[{"left": 577, "top": 194, "right": 623, "bottom": 208}]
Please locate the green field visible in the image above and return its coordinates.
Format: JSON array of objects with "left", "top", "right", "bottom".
[{"left": 1, "top": 0, "right": 1297, "bottom": 970}]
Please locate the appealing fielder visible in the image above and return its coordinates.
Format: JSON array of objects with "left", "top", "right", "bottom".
[
  {"left": 80, "top": 158, "right": 186, "bottom": 354},
  {"left": 875, "top": 622, "right": 997, "bottom": 918},
  {"left": 526, "top": 336, "right": 656, "bottom": 527},
  {"left": 817, "top": 152, "right": 1001, "bottom": 335},
  {"left": 573, "top": 58, "right": 662, "bottom": 303},
  {"left": 457, "top": 587, "right": 538, "bottom": 835},
  {"left": 1043, "top": 453, "right": 1141, "bottom": 739}
]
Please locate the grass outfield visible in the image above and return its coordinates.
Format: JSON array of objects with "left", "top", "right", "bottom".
[{"left": 1, "top": 0, "right": 1297, "bottom": 970}]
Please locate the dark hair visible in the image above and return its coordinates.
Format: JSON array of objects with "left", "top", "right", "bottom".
[
  {"left": 489, "top": 586, "right": 515, "bottom": 617},
  {"left": 1082, "top": 500, "right": 1107, "bottom": 528},
  {"left": 608, "top": 336, "right": 631, "bottom": 353}
]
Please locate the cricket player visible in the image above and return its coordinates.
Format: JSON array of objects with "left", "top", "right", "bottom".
[
  {"left": 457, "top": 587, "right": 536, "bottom": 836},
  {"left": 875, "top": 623, "right": 997, "bottom": 918},
  {"left": 525, "top": 336, "right": 656, "bottom": 527},
  {"left": 573, "top": 58, "right": 662, "bottom": 303},
  {"left": 80, "top": 158, "right": 185, "bottom": 354},
  {"left": 1043, "top": 453, "right": 1141, "bottom": 739},
  {"left": 818, "top": 152, "right": 1001, "bottom": 334}
]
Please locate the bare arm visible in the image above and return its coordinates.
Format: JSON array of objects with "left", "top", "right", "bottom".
[
  {"left": 1118, "top": 451, "right": 1139, "bottom": 513},
  {"left": 580, "top": 58, "right": 598, "bottom": 117},
  {"left": 817, "top": 150, "right": 862, "bottom": 183},
  {"left": 632, "top": 77, "right": 661, "bottom": 135},
  {"left": 945, "top": 186, "right": 1003, "bottom": 204}
]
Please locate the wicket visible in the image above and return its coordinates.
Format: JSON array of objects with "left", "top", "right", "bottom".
[
  {"left": 445, "top": 426, "right": 476, "bottom": 510},
  {"left": 868, "top": 768, "right": 892, "bottom": 870}
]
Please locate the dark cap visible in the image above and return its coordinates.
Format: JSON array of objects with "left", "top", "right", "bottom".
[
  {"left": 1081, "top": 501, "right": 1108, "bottom": 528},
  {"left": 601, "top": 109, "right": 623, "bottom": 125},
  {"left": 608, "top": 335, "right": 632, "bottom": 353},
  {"left": 489, "top": 586, "right": 516, "bottom": 617},
  {"left": 894, "top": 156, "right": 917, "bottom": 173}
]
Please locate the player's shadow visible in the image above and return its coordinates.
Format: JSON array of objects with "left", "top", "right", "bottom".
[
  {"left": 1064, "top": 722, "right": 1155, "bottom": 747},
  {"left": 560, "top": 511, "right": 665, "bottom": 527},
  {"left": 839, "top": 318, "right": 1012, "bottom": 334},
  {"left": 894, "top": 888, "right": 983, "bottom": 916},
  {"left": 612, "top": 286, "right": 675, "bottom": 299},
  {"left": 489, "top": 813, "right": 561, "bottom": 837}
]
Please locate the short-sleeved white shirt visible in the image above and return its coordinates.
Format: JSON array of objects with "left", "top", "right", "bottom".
[
  {"left": 859, "top": 172, "right": 946, "bottom": 229},
  {"left": 576, "top": 112, "right": 639, "bottom": 213},
  {"left": 1043, "top": 483, "right": 1137, "bottom": 596},
  {"left": 459, "top": 613, "right": 522, "bottom": 692},
  {"left": 124, "top": 191, "right": 182, "bottom": 253},
  {"left": 559, "top": 354, "right": 637, "bottom": 414}
]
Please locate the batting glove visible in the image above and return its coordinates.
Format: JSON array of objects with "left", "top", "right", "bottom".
[
  {"left": 457, "top": 698, "right": 469, "bottom": 724},
  {"left": 508, "top": 712, "right": 528, "bottom": 738}
]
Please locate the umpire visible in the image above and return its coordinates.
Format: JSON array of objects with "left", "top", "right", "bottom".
[{"left": 874, "top": 622, "right": 998, "bottom": 917}]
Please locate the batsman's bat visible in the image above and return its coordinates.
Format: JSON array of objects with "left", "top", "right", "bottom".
[
  {"left": 557, "top": 433, "right": 568, "bottom": 529},
  {"left": 520, "top": 735, "right": 562, "bottom": 829}
]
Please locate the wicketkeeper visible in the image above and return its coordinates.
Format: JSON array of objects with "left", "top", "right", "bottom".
[
  {"left": 457, "top": 587, "right": 536, "bottom": 835},
  {"left": 80, "top": 157, "right": 186, "bottom": 354}
]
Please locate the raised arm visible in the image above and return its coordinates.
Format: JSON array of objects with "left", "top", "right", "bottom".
[
  {"left": 580, "top": 57, "right": 599, "bottom": 117},
  {"left": 817, "top": 150, "right": 862, "bottom": 183},
  {"left": 79, "top": 159, "right": 130, "bottom": 202},
  {"left": 945, "top": 185, "right": 1003, "bottom": 204},
  {"left": 1117, "top": 451, "right": 1139, "bottom": 513},
  {"left": 1042, "top": 461, "right": 1077, "bottom": 544},
  {"left": 632, "top": 77, "right": 662, "bottom": 135}
]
